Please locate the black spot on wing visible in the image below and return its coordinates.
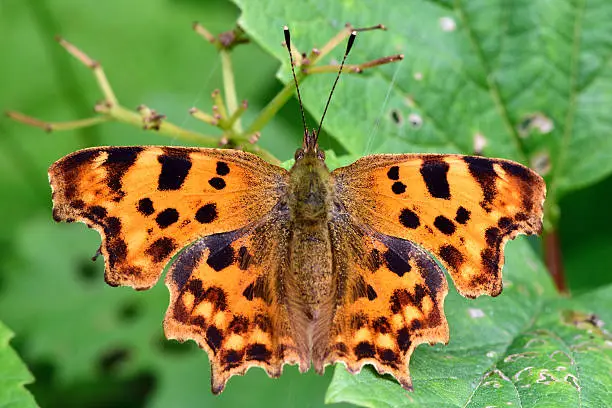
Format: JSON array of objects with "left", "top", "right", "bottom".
[
  {"left": 222, "top": 349, "right": 244, "bottom": 369},
  {"left": 137, "top": 198, "right": 155, "bottom": 216},
  {"left": 396, "top": 327, "right": 411, "bottom": 352},
  {"left": 399, "top": 208, "right": 420, "bottom": 229},
  {"left": 156, "top": 208, "right": 179, "bottom": 229},
  {"left": 391, "top": 181, "right": 406, "bottom": 195},
  {"left": 71, "top": 199, "right": 86, "bottom": 209},
  {"left": 354, "top": 342, "right": 375, "bottom": 359},
  {"left": 157, "top": 151, "right": 192, "bottom": 191},
  {"left": 202, "top": 286, "right": 228, "bottom": 311},
  {"left": 499, "top": 160, "right": 534, "bottom": 183},
  {"left": 368, "top": 249, "right": 382, "bottom": 272},
  {"left": 420, "top": 158, "right": 450, "bottom": 199},
  {"left": 104, "top": 217, "right": 122, "bottom": 236},
  {"left": 384, "top": 249, "right": 412, "bottom": 277},
  {"left": 228, "top": 315, "right": 250, "bottom": 334},
  {"left": 87, "top": 205, "right": 107, "bottom": 220},
  {"left": 246, "top": 343, "right": 271, "bottom": 361},
  {"left": 237, "top": 246, "right": 252, "bottom": 270},
  {"left": 434, "top": 215, "right": 456, "bottom": 235},
  {"left": 186, "top": 279, "right": 203, "bottom": 297},
  {"left": 242, "top": 276, "right": 266, "bottom": 301},
  {"left": 387, "top": 166, "right": 400, "bottom": 180},
  {"left": 413, "top": 284, "right": 427, "bottom": 308},
  {"left": 464, "top": 156, "right": 498, "bottom": 212},
  {"left": 207, "top": 245, "right": 234, "bottom": 271},
  {"left": 366, "top": 285, "right": 378, "bottom": 300},
  {"left": 439, "top": 244, "right": 464, "bottom": 270},
  {"left": 208, "top": 177, "right": 226, "bottom": 190},
  {"left": 372, "top": 317, "right": 391, "bottom": 334},
  {"left": 485, "top": 227, "right": 501, "bottom": 247},
  {"left": 481, "top": 248, "right": 501, "bottom": 278},
  {"left": 498, "top": 217, "right": 513, "bottom": 229},
  {"left": 455, "top": 206, "right": 470, "bottom": 224},
  {"left": 379, "top": 349, "right": 400, "bottom": 367},
  {"left": 195, "top": 203, "right": 217, "bottom": 224},
  {"left": 390, "top": 289, "right": 411, "bottom": 314},
  {"left": 107, "top": 238, "right": 128, "bottom": 268},
  {"left": 103, "top": 148, "right": 143, "bottom": 195},
  {"left": 206, "top": 325, "right": 223, "bottom": 353},
  {"left": 146, "top": 237, "right": 176, "bottom": 263},
  {"left": 216, "top": 161, "right": 230, "bottom": 176}
]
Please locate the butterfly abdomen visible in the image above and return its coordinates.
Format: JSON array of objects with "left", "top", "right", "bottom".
[{"left": 284, "top": 154, "right": 337, "bottom": 363}]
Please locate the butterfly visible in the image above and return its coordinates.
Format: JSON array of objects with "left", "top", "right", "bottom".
[{"left": 48, "top": 28, "right": 546, "bottom": 394}]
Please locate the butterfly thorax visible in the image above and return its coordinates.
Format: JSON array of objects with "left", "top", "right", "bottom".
[
  {"left": 288, "top": 150, "right": 331, "bottom": 222},
  {"left": 285, "top": 144, "right": 336, "bottom": 361}
]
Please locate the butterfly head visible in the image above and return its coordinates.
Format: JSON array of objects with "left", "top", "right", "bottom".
[{"left": 294, "top": 129, "right": 326, "bottom": 162}]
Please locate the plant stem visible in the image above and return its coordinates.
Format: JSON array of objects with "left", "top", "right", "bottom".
[
  {"left": 543, "top": 230, "right": 568, "bottom": 294},
  {"left": 220, "top": 49, "right": 242, "bottom": 132}
]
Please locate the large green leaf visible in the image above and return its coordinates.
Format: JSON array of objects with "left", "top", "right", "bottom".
[
  {"left": 234, "top": 0, "right": 612, "bottom": 206},
  {"left": 0, "top": 321, "right": 38, "bottom": 408}
]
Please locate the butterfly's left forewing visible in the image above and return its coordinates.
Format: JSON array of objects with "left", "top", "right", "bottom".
[
  {"left": 331, "top": 154, "right": 546, "bottom": 299},
  {"left": 49, "top": 146, "right": 288, "bottom": 289}
]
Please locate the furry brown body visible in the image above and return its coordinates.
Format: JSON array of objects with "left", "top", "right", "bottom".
[{"left": 286, "top": 134, "right": 336, "bottom": 368}]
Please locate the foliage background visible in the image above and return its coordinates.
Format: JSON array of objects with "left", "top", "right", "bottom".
[{"left": 0, "top": 0, "right": 611, "bottom": 407}]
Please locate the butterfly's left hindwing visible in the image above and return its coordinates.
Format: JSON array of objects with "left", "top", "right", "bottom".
[
  {"left": 164, "top": 210, "right": 304, "bottom": 394},
  {"left": 49, "top": 146, "right": 288, "bottom": 289}
]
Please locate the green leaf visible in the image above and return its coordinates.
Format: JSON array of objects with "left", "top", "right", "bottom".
[
  {"left": 234, "top": 0, "right": 612, "bottom": 214},
  {"left": 0, "top": 321, "right": 38, "bottom": 408}
]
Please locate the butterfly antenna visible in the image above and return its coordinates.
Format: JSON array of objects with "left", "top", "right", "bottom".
[
  {"left": 316, "top": 30, "right": 357, "bottom": 141},
  {"left": 283, "top": 26, "right": 308, "bottom": 137}
]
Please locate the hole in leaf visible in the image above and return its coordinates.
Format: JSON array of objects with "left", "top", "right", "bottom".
[
  {"left": 473, "top": 132, "right": 487, "bottom": 155},
  {"left": 530, "top": 151, "right": 551, "bottom": 175},
  {"left": 390, "top": 109, "right": 403, "bottom": 125},
  {"left": 408, "top": 113, "right": 422, "bottom": 129}
]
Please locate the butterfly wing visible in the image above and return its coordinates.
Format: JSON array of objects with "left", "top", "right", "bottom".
[
  {"left": 321, "top": 153, "right": 545, "bottom": 389},
  {"left": 50, "top": 146, "right": 303, "bottom": 392},
  {"left": 49, "top": 146, "right": 287, "bottom": 289},
  {"left": 331, "top": 154, "right": 546, "bottom": 298},
  {"left": 164, "top": 210, "right": 304, "bottom": 394},
  {"left": 319, "top": 216, "right": 449, "bottom": 390}
]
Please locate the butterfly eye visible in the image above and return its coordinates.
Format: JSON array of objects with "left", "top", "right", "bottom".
[
  {"left": 317, "top": 150, "right": 326, "bottom": 160},
  {"left": 294, "top": 149, "right": 305, "bottom": 161}
]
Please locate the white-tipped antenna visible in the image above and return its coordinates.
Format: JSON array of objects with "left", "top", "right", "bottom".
[
  {"left": 316, "top": 30, "right": 357, "bottom": 139},
  {"left": 283, "top": 26, "right": 308, "bottom": 136}
]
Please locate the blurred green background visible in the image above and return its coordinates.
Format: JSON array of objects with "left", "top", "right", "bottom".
[{"left": 1, "top": 0, "right": 611, "bottom": 407}]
